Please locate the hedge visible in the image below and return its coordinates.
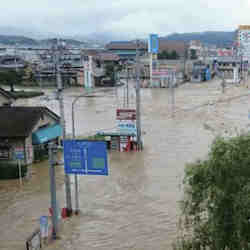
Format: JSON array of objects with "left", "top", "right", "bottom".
[{"left": 0, "top": 161, "right": 27, "bottom": 180}]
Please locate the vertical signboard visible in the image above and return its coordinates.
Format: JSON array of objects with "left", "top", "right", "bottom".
[
  {"left": 40, "top": 216, "right": 49, "bottom": 239},
  {"left": 84, "top": 56, "right": 93, "bottom": 89},
  {"left": 148, "top": 34, "right": 159, "bottom": 54},
  {"left": 238, "top": 26, "right": 250, "bottom": 62}
]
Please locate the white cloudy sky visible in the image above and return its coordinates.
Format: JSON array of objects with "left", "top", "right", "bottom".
[{"left": 1, "top": 0, "right": 250, "bottom": 37}]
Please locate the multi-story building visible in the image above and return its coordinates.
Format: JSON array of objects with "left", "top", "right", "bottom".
[{"left": 236, "top": 25, "right": 250, "bottom": 61}]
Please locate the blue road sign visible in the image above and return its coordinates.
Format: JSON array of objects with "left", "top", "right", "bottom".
[
  {"left": 15, "top": 151, "right": 24, "bottom": 160},
  {"left": 63, "top": 140, "right": 108, "bottom": 176}
]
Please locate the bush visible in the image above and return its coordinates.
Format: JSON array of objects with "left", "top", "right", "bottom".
[
  {"left": 34, "top": 145, "right": 48, "bottom": 162},
  {"left": 10, "top": 90, "right": 44, "bottom": 99},
  {"left": 0, "top": 161, "right": 27, "bottom": 179},
  {"left": 174, "top": 134, "right": 250, "bottom": 249}
]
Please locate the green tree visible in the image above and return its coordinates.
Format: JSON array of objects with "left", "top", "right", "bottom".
[
  {"left": 0, "top": 69, "right": 24, "bottom": 92},
  {"left": 104, "top": 63, "right": 116, "bottom": 82},
  {"left": 190, "top": 49, "right": 198, "bottom": 60},
  {"left": 174, "top": 134, "right": 250, "bottom": 250},
  {"left": 169, "top": 50, "right": 179, "bottom": 60},
  {"left": 158, "top": 50, "right": 170, "bottom": 59},
  {"left": 104, "top": 62, "right": 122, "bottom": 82},
  {"left": 158, "top": 50, "right": 179, "bottom": 60}
]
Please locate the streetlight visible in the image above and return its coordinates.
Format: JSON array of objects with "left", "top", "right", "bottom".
[
  {"left": 71, "top": 90, "right": 109, "bottom": 214},
  {"left": 135, "top": 40, "right": 142, "bottom": 151},
  {"left": 53, "top": 38, "right": 72, "bottom": 216}
]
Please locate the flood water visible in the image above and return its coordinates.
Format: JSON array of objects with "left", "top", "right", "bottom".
[{"left": 1, "top": 79, "right": 250, "bottom": 250}]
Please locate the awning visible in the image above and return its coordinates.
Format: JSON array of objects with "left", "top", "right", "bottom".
[
  {"left": 97, "top": 131, "right": 136, "bottom": 137},
  {"left": 32, "top": 124, "right": 62, "bottom": 145}
]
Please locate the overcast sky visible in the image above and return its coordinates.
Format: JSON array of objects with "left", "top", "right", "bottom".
[{"left": 1, "top": 0, "right": 250, "bottom": 38}]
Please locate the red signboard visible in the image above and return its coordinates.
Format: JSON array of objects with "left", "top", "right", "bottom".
[{"left": 116, "top": 109, "right": 136, "bottom": 120}]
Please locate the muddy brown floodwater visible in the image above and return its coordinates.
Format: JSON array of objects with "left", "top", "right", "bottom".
[{"left": 1, "top": 79, "right": 250, "bottom": 250}]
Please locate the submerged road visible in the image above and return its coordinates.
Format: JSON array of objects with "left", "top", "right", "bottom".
[{"left": 1, "top": 79, "right": 250, "bottom": 249}]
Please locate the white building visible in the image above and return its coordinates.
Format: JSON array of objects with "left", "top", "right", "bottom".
[{"left": 237, "top": 25, "right": 250, "bottom": 61}]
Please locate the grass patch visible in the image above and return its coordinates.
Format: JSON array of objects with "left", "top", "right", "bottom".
[{"left": 8, "top": 90, "right": 44, "bottom": 99}]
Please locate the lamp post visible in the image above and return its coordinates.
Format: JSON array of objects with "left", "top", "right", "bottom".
[
  {"left": 71, "top": 90, "right": 106, "bottom": 214},
  {"left": 54, "top": 39, "right": 72, "bottom": 216},
  {"left": 135, "top": 40, "right": 142, "bottom": 151}
]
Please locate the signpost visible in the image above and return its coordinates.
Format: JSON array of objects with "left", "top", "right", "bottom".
[
  {"left": 64, "top": 140, "right": 108, "bottom": 176},
  {"left": 148, "top": 34, "right": 159, "bottom": 88},
  {"left": 15, "top": 148, "right": 24, "bottom": 186},
  {"left": 148, "top": 34, "right": 159, "bottom": 54},
  {"left": 116, "top": 108, "right": 137, "bottom": 138},
  {"left": 39, "top": 216, "right": 49, "bottom": 240}
]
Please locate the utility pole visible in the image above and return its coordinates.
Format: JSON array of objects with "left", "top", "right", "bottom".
[
  {"left": 14, "top": 43, "right": 17, "bottom": 73},
  {"left": 183, "top": 42, "right": 188, "bottom": 81},
  {"left": 55, "top": 39, "right": 72, "bottom": 216},
  {"left": 171, "top": 71, "right": 175, "bottom": 117},
  {"left": 49, "top": 143, "right": 59, "bottom": 239},
  {"left": 126, "top": 65, "right": 129, "bottom": 107},
  {"left": 135, "top": 40, "right": 142, "bottom": 150}
]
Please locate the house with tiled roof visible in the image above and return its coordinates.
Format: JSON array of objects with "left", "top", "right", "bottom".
[
  {"left": 105, "top": 41, "right": 147, "bottom": 60},
  {"left": 0, "top": 106, "right": 62, "bottom": 172}
]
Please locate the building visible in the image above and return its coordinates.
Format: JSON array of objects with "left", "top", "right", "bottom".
[
  {"left": 0, "top": 55, "right": 26, "bottom": 70},
  {"left": 189, "top": 40, "right": 203, "bottom": 59},
  {"left": 214, "top": 57, "right": 241, "bottom": 83},
  {"left": 158, "top": 39, "right": 186, "bottom": 57},
  {"left": 0, "top": 87, "right": 16, "bottom": 106},
  {"left": 106, "top": 39, "right": 187, "bottom": 60},
  {"left": 106, "top": 41, "right": 147, "bottom": 60},
  {"left": 0, "top": 106, "right": 62, "bottom": 168},
  {"left": 217, "top": 48, "right": 234, "bottom": 57},
  {"left": 236, "top": 25, "right": 250, "bottom": 61}
]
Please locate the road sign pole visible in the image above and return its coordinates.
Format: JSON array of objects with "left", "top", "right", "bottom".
[
  {"left": 74, "top": 174, "right": 79, "bottom": 214},
  {"left": 72, "top": 98, "right": 80, "bottom": 215},
  {"left": 127, "top": 65, "right": 129, "bottom": 107},
  {"left": 49, "top": 143, "right": 59, "bottom": 239},
  {"left": 18, "top": 159, "right": 22, "bottom": 186}
]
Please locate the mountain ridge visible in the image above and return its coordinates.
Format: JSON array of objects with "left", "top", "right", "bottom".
[{"left": 0, "top": 30, "right": 237, "bottom": 48}]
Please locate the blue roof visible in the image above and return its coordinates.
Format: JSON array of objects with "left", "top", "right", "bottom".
[
  {"left": 97, "top": 131, "right": 136, "bottom": 136},
  {"left": 32, "top": 124, "right": 62, "bottom": 145}
]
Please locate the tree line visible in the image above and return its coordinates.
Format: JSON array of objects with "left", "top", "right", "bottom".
[{"left": 157, "top": 50, "right": 180, "bottom": 60}]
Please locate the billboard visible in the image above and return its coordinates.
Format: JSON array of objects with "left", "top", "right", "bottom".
[
  {"left": 116, "top": 109, "right": 136, "bottom": 120},
  {"left": 148, "top": 34, "right": 159, "bottom": 54}
]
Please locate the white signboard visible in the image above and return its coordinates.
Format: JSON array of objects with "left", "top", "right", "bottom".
[{"left": 117, "top": 120, "right": 137, "bottom": 135}]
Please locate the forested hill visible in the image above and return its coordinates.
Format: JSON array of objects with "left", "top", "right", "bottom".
[{"left": 164, "top": 31, "right": 235, "bottom": 48}]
